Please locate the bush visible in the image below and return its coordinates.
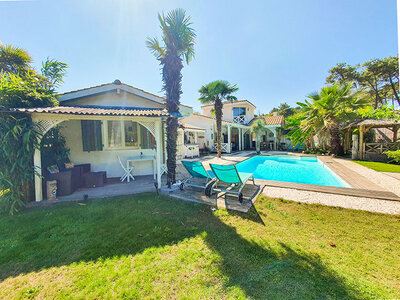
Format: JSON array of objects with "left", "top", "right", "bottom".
[
  {"left": 0, "top": 114, "right": 41, "bottom": 214},
  {"left": 384, "top": 150, "right": 400, "bottom": 164}
]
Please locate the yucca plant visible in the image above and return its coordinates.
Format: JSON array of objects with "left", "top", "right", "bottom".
[
  {"left": 250, "top": 118, "right": 266, "bottom": 154},
  {"left": 147, "top": 8, "right": 196, "bottom": 184}
]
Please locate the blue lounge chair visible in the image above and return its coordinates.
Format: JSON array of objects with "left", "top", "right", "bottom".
[
  {"left": 209, "top": 163, "right": 255, "bottom": 203},
  {"left": 180, "top": 161, "right": 216, "bottom": 196}
]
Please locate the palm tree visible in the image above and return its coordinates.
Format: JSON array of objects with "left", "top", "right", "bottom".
[
  {"left": 290, "top": 82, "right": 367, "bottom": 155},
  {"left": 250, "top": 118, "right": 266, "bottom": 154},
  {"left": 0, "top": 43, "right": 32, "bottom": 74},
  {"left": 198, "top": 80, "right": 238, "bottom": 158},
  {"left": 147, "top": 9, "right": 196, "bottom": 185}
]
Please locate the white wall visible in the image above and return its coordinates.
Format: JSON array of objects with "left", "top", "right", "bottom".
[
  {"left": 181, "top": 114, "right": 215, "bottom": 150},
  {"left": 201, "top": 102, "right": 255, "bottom": 123},
  {"left": 60, "top": 120, "right": 157, "bottom": 178}
]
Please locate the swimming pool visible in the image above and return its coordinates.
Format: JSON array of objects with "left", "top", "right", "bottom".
[{"left": 236, "top": 155, "right": 349, "bottom": 188}]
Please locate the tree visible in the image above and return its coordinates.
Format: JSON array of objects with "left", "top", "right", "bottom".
[
  {"left": 41, "top": 58, "right": 68, "bottom": 92},
  {"left": 326, "top": 56, "right": 400, "bottom": 108},
  {"left": 250, "top": 118, "right": 265, "bottom": 154},
  {"left": 147, "top": 8, "right": 196, "bottom": 185},
  {"left": 270, "top": 102, "right": 294, "bottom": 117},
  {"left": 0, "top": 44, "right": 32, "bottom": 74},
  {"left": 290, "top": 83, "right": 368, "bottom": 155},
  {"left": 0, "top": 45, "right": 67, "bottom": 214},
  {"left": 198, "top": 80, "right": 238, "bottom": 158}
]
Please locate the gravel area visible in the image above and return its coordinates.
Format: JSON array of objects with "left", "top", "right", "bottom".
[{"left": 262, "top": 186, "right": 400, "bottom": 215}]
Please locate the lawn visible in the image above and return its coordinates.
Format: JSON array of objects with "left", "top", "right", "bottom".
[
  {"left": 353, "top": 160, "right": 400, "bottom": 173},
  {"left": 0, "top": 194, "right": 399, "bottom": 299}
]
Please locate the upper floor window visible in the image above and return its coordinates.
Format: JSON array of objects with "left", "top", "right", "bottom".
[{"left": 233, "top": 107, "right": 246, "bottom": 116}]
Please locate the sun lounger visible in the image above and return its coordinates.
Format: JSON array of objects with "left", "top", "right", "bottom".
[
  {"left": 180, "top": 161, "right": 216, "bottom": 196},
  {"left": 209, "top": 163, "right": 255, "bottom": 203}
]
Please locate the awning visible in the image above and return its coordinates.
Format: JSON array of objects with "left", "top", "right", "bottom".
[{"left": 0, "top": 105, "right": 170, "bottom": 117}]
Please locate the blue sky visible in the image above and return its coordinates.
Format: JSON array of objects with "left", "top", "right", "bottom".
[{"left": 0, "top": 0, "right": 397, "bottom": 113}]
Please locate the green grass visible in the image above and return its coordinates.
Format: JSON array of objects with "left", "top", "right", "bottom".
[
  {"left": 353, "top": 160, "right": 400, "bottom": 173},
  {"left": 0, "top": 194, "right": 399, "bottom": 299}
]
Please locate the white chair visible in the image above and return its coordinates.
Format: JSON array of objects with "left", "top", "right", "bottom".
[{"left": 118, "top": 156, "right": 135, "bottom": 182}]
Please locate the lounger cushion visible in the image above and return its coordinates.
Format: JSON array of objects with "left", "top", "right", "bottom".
[{"left": 207, "top": 170, "right": 216, "bottom": 178}]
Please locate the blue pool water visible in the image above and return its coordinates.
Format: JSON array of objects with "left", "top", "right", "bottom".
[{"left": 236, "top": 155, "right": 349, "bottom": 188}]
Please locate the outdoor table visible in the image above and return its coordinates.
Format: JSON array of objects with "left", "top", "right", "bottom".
[{"left": 126, "top": 155, "right": 156, "bottom": 182}]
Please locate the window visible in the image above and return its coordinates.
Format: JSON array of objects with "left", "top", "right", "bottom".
[
  {"left": 107, "top": 120, "right": 123, "bottom": 148},
  {"left": 124, "top": 121, "right": 138, "bottom": 147},
  {"left": 233, "top": 107, "right": 246, "bottom": 117}
]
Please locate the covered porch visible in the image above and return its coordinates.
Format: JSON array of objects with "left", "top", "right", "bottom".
[
  {"left": 212, "top": 123, "right": 250, "bottom": 153},
  {"left": 14, "top": 106, "right": 168, "bottom": 202},
  {"left": 178, "top": 123, "right": 206, "bottom": 158},
  {"left": 344, "top": 119, "right": 400, "bottom": 160}
]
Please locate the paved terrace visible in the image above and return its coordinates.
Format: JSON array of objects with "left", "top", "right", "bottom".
[{"left": 30, "top": 151, "right": 400, "bottom": 215}]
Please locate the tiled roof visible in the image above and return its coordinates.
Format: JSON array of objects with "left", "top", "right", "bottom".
[
  {"left": 263, "top": 115, "right": 284, "bottom": 125},
  {"left": 2, "top": 105, "right": 169, "bottom": 117},
  {"left": 201, "top": 99, "right": 256, "bottom": 109}
]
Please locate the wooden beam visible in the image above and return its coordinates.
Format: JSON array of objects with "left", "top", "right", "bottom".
[{"left": 359, "top": 125, "right": 364, "bottom": 160}]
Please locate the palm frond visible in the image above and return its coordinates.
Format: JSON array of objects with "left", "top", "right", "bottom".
[{"left": 146, "top": 37, "right": 165, "bottom": 60}]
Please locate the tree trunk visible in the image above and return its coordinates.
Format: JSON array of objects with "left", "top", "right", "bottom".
[
  {"left": 389, "top": 77, "right": 400, "bottom": 107},
  {"left": 330, "top": 126, "right": 343, "bottom": 155},
  {"left": 256, "top": 136, "right": 260, "bottom": 154},
  {"left": 214, "top": 98, "right": 223, "bottom": 158},
  {"left": 162, "top": 50, "right": 183, "bottom": 185}
]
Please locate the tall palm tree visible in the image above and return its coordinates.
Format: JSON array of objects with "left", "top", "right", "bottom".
[
  {"left": 250, "top": 118, "right": 266, "bottom": 154},
  {"left": 0, "top": 43, "right": 32, "bottom": 74},
  {"left": 147, "top": 9, "right": 196, "bottom": 185},
  {"left": 199, "top": 80, "right": 238, "bottom": 158}
]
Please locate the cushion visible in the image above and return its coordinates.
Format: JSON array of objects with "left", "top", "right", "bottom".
[
  {"left": 65, "top": 162, "right": 74, "bottom": 169},
  {"left": 47, "top": 165, "right": 59, "bottom": 174}
]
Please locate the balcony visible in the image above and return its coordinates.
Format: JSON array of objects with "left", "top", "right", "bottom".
[{"left": 233, "top": 115, "right": 246, "bottom": 124}]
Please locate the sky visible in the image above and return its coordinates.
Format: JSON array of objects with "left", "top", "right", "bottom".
[{"left": 0, "top": 0, "right": 398, "bottom": 113}]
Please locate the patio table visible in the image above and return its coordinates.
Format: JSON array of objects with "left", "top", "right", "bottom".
[{"left": 126, "top": 155, "right": 156, "bottom": 182}]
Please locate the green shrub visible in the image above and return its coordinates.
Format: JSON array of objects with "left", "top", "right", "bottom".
[{"left": 384, "top": 150, "right": 400, "bottom": 164}]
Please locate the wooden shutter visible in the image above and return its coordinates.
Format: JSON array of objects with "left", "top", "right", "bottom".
[{"left": 81, "top": 120, "right": 103, "bottom": 152}]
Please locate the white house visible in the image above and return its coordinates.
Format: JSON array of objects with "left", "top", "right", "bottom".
[{"left": 7, "top": 80, "right": 192, "bottom": 202}]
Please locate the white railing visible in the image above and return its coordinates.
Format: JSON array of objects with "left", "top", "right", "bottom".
[
  {"left": 213, "top": 143, "right": 230, "bottom": 153},
  {"left": 233, "top": 115, "right": 246, "bottom": 124},
  {"left": 182, "top": 144, "right": 200, "bottom": 158}
]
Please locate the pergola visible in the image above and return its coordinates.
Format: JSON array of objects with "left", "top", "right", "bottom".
[{"left": 343, "top": 119, "right": 399, "bottom": 160}]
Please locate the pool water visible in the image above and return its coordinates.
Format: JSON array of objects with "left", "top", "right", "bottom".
[{"left": 236, "top": 155, "right": 349, "bottom": 188}]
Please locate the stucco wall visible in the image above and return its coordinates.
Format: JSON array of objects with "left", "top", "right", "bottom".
[{"left": 60, "top": 119, "right": 157, "bottom": 178}]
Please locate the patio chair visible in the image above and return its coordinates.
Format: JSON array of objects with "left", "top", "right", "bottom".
[
  {"left": 117, "top": 156, "right": 134, "bottom": 182},
  {"left": 209, "top": 163, "right": 255, "bottom": 203},
  {"left": 180, "top": 161, "right": 216, "bottom": 196}
]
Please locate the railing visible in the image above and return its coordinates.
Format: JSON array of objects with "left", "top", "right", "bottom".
[
  {"left": 213, "top": 143, "right": 230, "bottom": 153},
  {"left": 233, "top": 115, "right": 246, "bottom": 124},
  {"left": 365, "top": 142, "right": 400, "bottom": 154}
]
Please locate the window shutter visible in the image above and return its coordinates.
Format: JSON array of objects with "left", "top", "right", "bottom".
[{"left": 81, "top": 120, "right": 103, "bottom": 152}]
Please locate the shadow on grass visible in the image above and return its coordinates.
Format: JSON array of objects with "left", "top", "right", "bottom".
[{"left": 0, "top": 193, "right": 358, "bottom": 299}]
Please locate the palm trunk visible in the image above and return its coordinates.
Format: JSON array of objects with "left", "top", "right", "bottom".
[
  {"left": 162, "top": 50, "right": 183, "bottom": 185},
  {"left": 256, "top": 136, "right": 261, "bottom": 154},
  {"left": 330, "top": 125, "right": 343, "bottom": 155},
  {"left": 215, "top": 98, "right": 223, "bottom": 158}
]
